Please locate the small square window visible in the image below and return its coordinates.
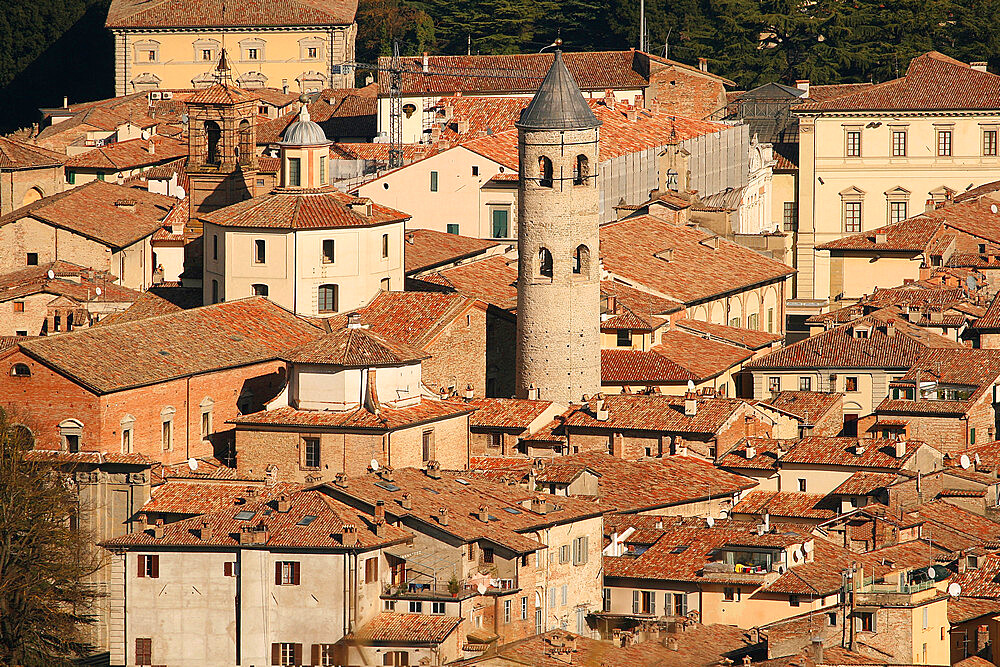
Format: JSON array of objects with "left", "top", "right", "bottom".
[
  {"left": 447, "top": 223, "right": 459, "bottom": 235},
  {"left": 768, "top": 377, "right": 780, "bottom": 392},
  {"left": 202, "top": 49, "right": 213, "bottom": 61},
  {"left": 799, "top": 376, "right": 812, "bottom": 391},
  {"left": 845, "top": 376, "right": 858, "bottom": 392},
  {"left": 409, "top": 600, "right": 423, "bottom": 613},
  {"left": 307, "top": 47, "right": 318, "bottom": 58},
  {"left": 798, "top": 478, "right": 807, "bottom": 492},
  {"left": 26, "top": 253, "right": 38, "bottom": 266},
  {"left": 616, "top": 329, "right": 631, "bottom": 347},
  {"left": 828, "top": 612, "right": 837, "bottom": 626},
  {"left": 13, "top": 301, "right": 24, "bottom": 313}
]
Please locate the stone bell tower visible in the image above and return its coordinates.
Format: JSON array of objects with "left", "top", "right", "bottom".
[
  {"left": 515, "top": 50, "right": 602, "bottom": 405},
  {"left": 185, "top": 50, "right": 258, "bottom": 229}
]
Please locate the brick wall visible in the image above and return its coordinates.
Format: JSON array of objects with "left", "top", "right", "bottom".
[
  {"left": 646, "top": 65, "right": 727, "bottom": 121},
  {"left": 0, "top": 165, "right": 65, "bottom": 215},
  {"left": 422, "top": 304, "right": 487, "bottom": 397}
]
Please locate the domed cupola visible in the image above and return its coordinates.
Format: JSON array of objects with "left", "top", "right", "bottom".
[{"left": 279, "top": 95, "right": 332, "bottom": 189}]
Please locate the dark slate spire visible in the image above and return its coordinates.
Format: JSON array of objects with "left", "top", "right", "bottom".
[{"left": 516, "top": 51, "right": 601, "bottom": 131}]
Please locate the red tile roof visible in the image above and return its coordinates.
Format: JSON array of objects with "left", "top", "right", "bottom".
[
  {"left": 906, "top": 499, "right": 1000, "bottom": 551},
  {"left": 876, "top": 348, "right": 1000, "bottom": 416},
  {"left": 403, "top": 229, "right": 503, "bottom": 274},
  {"left": 467, "top": 398, "right": 555, "bottom": 430},
  {"left": 951, "top": 552, "right": 1000, "bottom": 598},
  {"left": 766, "top": 538, "right": 889, "bottom": 595},
  {"left": 353, "top": 291, "right": 481, "bottom": 351},
  {"left": 601, "top": 280, "right": 683, "bottom": 324},
  {"left": 948, "top": 597, "right": 1000, "bottom": 624},
  {"left": 0, "top": 136, "right": 64, "bottom": 169},
  {"left": 415, "top": 255, "right": 519, "bottom": 312},
  {"left": 346, "top": 612, "right": 461, "bottom": 645},
  {"left": 102, "top": 487, "right": 409, "bottom": 549},
  {"left": 676, "top": 319, "right": 782, "bottom": 350},
  {"left": 282, "top": 323, "right": 429, "bottom": 367},
  {"left": 564, "top": 394, "right": 748, "bottom": 436},
  {"left": 0, "top": 180, "right": 178, "bottom": 248},
  {"left": 0, "top": 262, "right": 140, "bottom": 305},
  {"left": 200, "top": 188, "right": 408, "bottom": 230},
  {"left": 142, "top": 480, "right": 299, "bottom": 516},
  {"left": 654, "top": 330, "right": 754, "bottom": 380},
  {"left": 830, "top": 472, "right": 900, "bottom": 496},
  {"left": 106, "top": 0, "right": 357, "bottom": 28},
  {"left": 761, "top": 391, "right": 842, "bottom": 423},
  {"left": 64, "top": 135, "right": 186, "bottom": 170},
  {"left": 975, "top": 290, "right": 1000, "bottom": 329},
  {"left": 230, "top": 400, "right": 472, "bottom": 432},
  {"left": 730, "top": 491, "right": 835, "bottom": 520},
  {"left": 717, "top": 438, "right": 790, "bottom": 471},
  {"left": 778, "top": 436, "right": 925, "bottom": 470},
  {"left": 20, "top": 297, "right": 322, "bottom": 393},
  {"left": 24, "top": 449, "right": 151, "bottom": 466},
  {"left": 95, "top": 290, "right": 184, "bottom": 326},
  {"left": 257, "top": 90, "right": 377, "bottom": 144},
  {"left": 798, "top": 52, "right": 1000, "bottom": 111},
  {"left": 601, "top": 348, "right": 696, "bottom": 384},
  {"left": 601, "top": 215, "right": 794, "bottom": 305}
]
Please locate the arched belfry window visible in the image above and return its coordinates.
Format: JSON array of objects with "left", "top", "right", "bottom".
[
  {"left": 238, "top": 119, "right": 252, "bottom": 165},
  {"left": 206, "top": 120, "right": 222, "bottom": 164},
  {"left": 538, "top": 248, "right": 553, "bottom": 278},
  {"left": 573, "top": 155, "right": 589, "bottom": 186},
  {"left": 573, "top": 245, "right": 590, "bottom": 275},
  {"left": 538, "top": 156, "right": 553, "bottom": 188}
]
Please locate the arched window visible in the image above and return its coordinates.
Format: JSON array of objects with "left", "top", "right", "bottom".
[
  {"left": 538, "top": 248, "right": 553, "bottom": 278},
  {"left": 205, "top": 120, "right": 222, "bottom": 164},
  {"left": 11, "top": 424, "right": 33, "bottom": 449},
  {"left": 58, "top": 419, "right": 83, "bottom": 453},
  {"left": 21, "top": 187, "right": 43, "bottom": 206},
  {"left": 211, "top": 279, "right": 219, "bottom": 304},
  {"left": 251, "top": 283, "right": 269, "bottom": 297},
  {"left": 573, "top": 245, "right": 590, "bottom": 275},
  {"left": 238, "top": 119, "right": 252, "bottom": 165},
  {"left": 573, "top": 155, "right": 589, "bottom": 186},
  {"left": 318, "top": 284, "right": 339, "bottom": 313},
  {"left": 538, "top": 156, "right": 553, "bottom": 188},
  {"left": 10, "top": 363, "right": 31, "bottom": 377}
]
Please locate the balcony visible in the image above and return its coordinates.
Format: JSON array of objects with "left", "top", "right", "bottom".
[
  {"left": 382, "top": 580, "right": 520, "bottom": 601},
  {"left": 855, "top": 575, "right": 939, "bottom": 607}
]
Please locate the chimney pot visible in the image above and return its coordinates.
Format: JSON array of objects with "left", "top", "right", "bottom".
[
  {"left": 795, "top": 79, "right": 810, "bottom": 97},
  {"left": 697, "top": 57, "right": 708, "bottom": 72},
  {"left": 276, "top": 494, "right": 291, "bottom": 513},
  {"left": 684, "top": 392, "right": 698, "bottom": 417},
  {"left": 437, "top": 507, "right": 449, "bottom": 526},
  {"left": 401, "top": 493, "right": 412, "bottom": 510},
  {"left": 478, "top": 504, "right": 490, "bottom": 523},
  {"left": 153, "top": 518, "right": 164, "bottom": 539},
  {"left": 201, "top": 519, "right": 213, "bottom": 541},
  {"left": 334, "top": 473, "right": 348, "bottom": 488}
]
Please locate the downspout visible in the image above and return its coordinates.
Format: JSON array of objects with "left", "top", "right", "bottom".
[
  {"left": 293, "top": 231, "right": 298, "bottom": 313},
  {"left": 351, "top": 551, "right": 359, "bottom": 632},
  {"left": 186, "top": 375, "right": 191, "bottom": 459},
  {"left": 236, "top": 549, "right": 242, "bottom": 664}
]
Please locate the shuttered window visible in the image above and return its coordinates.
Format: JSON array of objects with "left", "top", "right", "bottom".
[
  {"left": 137, "top": 554, "right": 159, "bottom": 578},
  {"left": 275, "top": 561, "right": 300, "bottom": 585}
]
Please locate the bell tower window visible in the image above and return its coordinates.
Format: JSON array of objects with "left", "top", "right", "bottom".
[
  {"left": 573, "top": 155, "right": 589, "bottom": 186},
  {"left": 573, "top": 245, "right": 590, "bottom": 275},
  {"left": 538, "top": 156, "right": 553, "bottom": 188},
  {"left": 205, "top": 121, "right": 222, "bottom": 165},
  {"left": 538, "top": 248, "right": 553, "bottom": 278}
]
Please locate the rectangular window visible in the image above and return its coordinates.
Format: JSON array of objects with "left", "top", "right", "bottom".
[
  {"left": 790, "top": 595, "right": 800, "bottom": 607},
  {"left": 382, "top": 233, "right": 389, "bottom": 258},
  {"left": 535, "top": 608, "right": 542, "bottom": 634},
  {"left": 201, "top": 410, "right": 211, "bottom": 438},
  {"left": 135, "top": 638, "right": 153, "bottom": 665},
  {"left": 521, "top": 596, "right": 528, "bottom": 620},
  {"left": 938, "top": 130, "right": 953, "bottom": 156},
  {"left": 409, "top": 600, "right": 423, "bottom": 613},
  {"left": 248, "top": 48, "right": 258, "bottom": 60},
  {"left": 890, "top": 201, "right": 907, "bottom": 224},
  {"left": 504, "top": 599, "right": 511, "bottom": 624},
  {"left": 212, "top": 234, "right": 219, "bottom": 260},
  {"left": 421, "top": 430, "right": 434, "bottom": 463},
  {"left": 892, "top": 130, "right": 907, "bottom": 156},
  {"left": 632, "top": 590, "right": 640, "bottom": 613},
  {"left": 287, "top": 157, "right": 301, "bottom": 186},
  {"left": 488, "top": 432, "right": 502, "bottom": 449},
  {"left": 616, "top": 329, "right": 631, "bottom": 347},
  {"left": 845, "top": 376, "right": 858, "bottom": 392},
  {"left": 254, "top": 239, "right": 266, "bottom": 264},
  {"left": 768, "top": 377, "right": 781, "bottom": 392},
  {"left": 322, "top": 239, "right": 335, "bottom": 263},
  {"left": 922, "top": 607, "right": 928, "bottom": 629},
  {"left": 446, "top": 223, "right": 459, "bottom": 235},
  {"left": 798, "top": 478, "right": 807, "bottom": 492},
  {"left": 846, "top": 130, "right": 861, "bottom": 157},
  {"left": 318, "top": 645, "right": 336, "bottom": 666},
  {"left": 972, "top": 427, "right": 977, "bottom": 445},
  {"left": 561, "top": 584, "right": 568, "bottom": 606},
  {"left": 318, "top": 284, "right": 338, "bottom": 312},
  {"left": 844, "top": 201, "right": 862, "bottom": 233},
  {"left": 549, "top": 587, "right": 557, "bottom": 609},
  {"left": 799, "top": 376, "right": 812, "bottom": 391},
  {"left": 724, "top": 587, "right": 739, "bottom": 602},
  {"left": 307, "top": 47, "right": 318, "bottom": 58},
  {"left": 985, "top": 130, "right": 998, "bottom": 156},
  {"left": 202, "top": 49, "right": 213, "bottom": 60},
  {"left": 304, "top": 437, "right": 320, "bottom": 468},
  {"left": 147, "top": 50, "right": 156, "bottom": 62},
  {"left": 430, "top": 171, "right": 439, "bottom": 192},
  {"left": 603, "top": 588, "right": 611, "bottom": 612},
  {"left": 472, "top": 166, "right": 479, "bottom": 176},
  {"left": 66, "top": 171, "right": 75, "bottom": 185},
  {"left": 13, "top": 301, "right": 24, "bottom": 313},
  {"left": 673, "top": 592, "right": 688, "bottom": 616},
  {"left": 26, "top": 253, "right": 38, "bottom": 266},
  {"left": 431, "top": 601, "right": 445, "bottom": 614},
  {"left": 273, "top": 642, "right": 302, "bottom": 666},
  {"left": 319, "top": 156, "right": 326, "bottom": 184},
  {"left": 381, "top": 277, "right": 390, "bottom": 291},
  {"left": 640, "top": 590, "right": 654, "bottom": 614},
  {"left": 559, "top": 545, "right": 570, "bottom": 564},
  {"left": 572, "top": 536, "right": 589, "bottom": 565},
  {"left": 828, "top": 612, "right": 838, "bottom": 626},
  {"left": 224, "top": 561, "right": 237, "bottom": 577},
  {"left": 482, "top": 548, "right": 494, "bottom": 564},
  {"left": 276, "top": 561, "right": 300, "bottom": 585},
  {"left": 137, "top": 554, "right": 159, "bottom": 578},
  {"left": 161, "top": 420, "right": 172, "bottom": 451},
  {"left": 365, "top": 556, "right": 378, "bottom": 584},
  {"left": 122, "top": 427, "right": 132, "bottom": 454},
  {"left": 468, "top": 544, "right": 475, "bottom": 561},
  {"left": 782, "top": 202, "right": 797, "bottom": 231},
  {"left": 858, "top": 611, "right": 875, "bottom": 632},
  {"left": 491, "top": 208, "right": 509, "bottom": 238}
]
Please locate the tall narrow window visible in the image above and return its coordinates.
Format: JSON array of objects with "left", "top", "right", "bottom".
[
  {"left": 212, "top": 234, "right": 219, "bottom": 260},
  {"left": 205, "top": 121, "right": 221, "bottom": 164},
  {"left": 430, "top": 171, "right": 439, "bottom": 192},
  {"left": 322, "top": 239, "right": 335, "bottom": 263},
  {"left": 254, "top": 239, "right": 266, "bottom": 264},
  {"left": 382, "top": 233, "right": 389, "bottom": 258},
  {"left": 122, "top": 427, "right": 132, "bottom": 454},
  {"left": 381, "top": 277, "right": 390, "bottom": 291},
  {"left": 889, "top": 201, "right": 907, "bottom": 224},
  {"left": 135, "top": 638, "right": 153, "bottom": 665},
  {"left": 538, "top": 156, "right": 553, "bottom": 187},
  {"left": 538, "top": 248, "right": 553, "bottom": 278},
  {"left": 573, "top": 245, "right": 590, "bottom": 275},
  {"left": 318, "top": 284, "right": 339, "bottom": 313},
  {"left": 846, "top": 130, "right": 861, "bottom": 157},
  {"left": 161, "top": 419, "right": 172, "bottom": 451},
  {"left": 211, "top": 280, "right": 219, "bottom": 304},
  {"left": 844, "top": 201, "right": 862, "bottom": 232},
  {"left": 573, "top": 154, "right": 589, "bottom": 185},
  {"left": 303, "top": 437, "right": 320, "bottom": 468},
  {"left": 422, "top": 430, "right": 434, "bottom": 463},
  {"left": 287, "top": 157, "right": 301, "bottom": 186},
  {"left": 319, "top": 155, "right": 327, "bottom": 184},
  {"left": 985, "top": 130, "right": 998, "bottom": 156},
  {"left": 937, "top": 130, "right": 953, "bottom": 156},
  {"left": 891, "top": 130, "right": 907, "bottom": 156}
]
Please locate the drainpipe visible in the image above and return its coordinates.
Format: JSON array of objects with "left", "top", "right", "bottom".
[{"left": 186, "top": 376, "right": 191, "bottom": 459}]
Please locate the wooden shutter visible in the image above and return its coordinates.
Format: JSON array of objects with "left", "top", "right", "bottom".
[
  {"left": 292, "top": 561, "right": 301, "bottom": 585},
  {"left": 137, "top": 555, "right": 145, "bottom": 578},
  {"left": 275, "top": 562, "right": 282, "bottom": 585},
  {"left": 271, "top": 643, "right": 281, "bottom": 665},
  {"left": 632, "top": 590, "right": 639, "bottom": 614},
  {"left": 311, "top": 644, "right": 321, "bottom": 666},
  {"left": 580, "top": 537, "right": 589, "bottom": 564},
  {"left": 224, "top": 562, "right": 233, "bottom": 577},
  {"left": 294, "top": 643, "right": 303, "bottom": 665},
  {"left": 150, "top": 555, "right": 159, "bottom": 578}
]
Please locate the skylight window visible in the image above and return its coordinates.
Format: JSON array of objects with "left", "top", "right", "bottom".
[
  {"left": 670, "top": 545, "right": 690, "bottom": 554},
  {"left": 455, "top": 478, "right": 470, "bottom": 485},
  {"left": 235, "top": 510, "right": 256, "bottom": 521},
  {"left": 297, "top": 515, "right": 318, "bottom": 526},
  {"left": 503, "top": 507, "right": 522, "bottom": 514},
  {"left": 375, "top": 481, "right": 401, "bottom": 492}
]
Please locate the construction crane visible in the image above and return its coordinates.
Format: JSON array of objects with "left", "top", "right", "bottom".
[{"left": 344, "top": 42, "right": 550, "bottom": 169}]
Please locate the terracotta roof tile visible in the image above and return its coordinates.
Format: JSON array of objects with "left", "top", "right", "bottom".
[
  {"left": 717, "top": 438, "right": 789, "bottom": 471},
  {"left": 766, "top": 538, "right": 889, "bottom": 595},
  {"left": 415, "top": 255, "right": 519, "bottom": 312},
  {"left": 24, "top": 449, "right": 151, "bottom": 466},
  {"left": 949, "top": 597, "right": 1000, "bottom": 624},
  {"left": 0, "top": 180, "right": 178, "bottom": 248},
  {"left": 347, "top": 612, "right": 461, "bottom": 644},
  {"left": 731, "top": 491, "right": 836, "bottom": 520},
  {"left": 830, "top": 472, "right": 900, "bottom": 496},
  {"left": 653, "top": 330, "right": 754, "bottom": 380},
  {"left": 64, "top": 135, "right": 186, "bottom": 170},
  {"left": 107, "top": 0, "right": 357, "bottom": 28},
  {"left": 951, "top": 552, "right": 1000, "bottom": 597},
  {"left": 0, "top": 261, "right": 139, "bottom": 305},
  {"left": 353, "top": 291, "right": 481, "bottom": 350},
  {"left": 0, "top": 136, "right": 64, "bottom": 169},
  {"left": 601, "top": 348, "right": 697, "bottom": 384},
  {"left": 468, "top": 398, "right": 555, "bottom": 430},
  {"left": 95, "top": 290, "right": 184, "bottom": 326},
  {"left": 230, "top": 400, "right": 472, "bottom": 432},
  {"left": 907, "top": 499, "right": 1000, "bottom": 551},
  {"left": 601, "top": 280, "right": 683, "bottom": 324},
  {"left": 676, "top": 319, "right": 782, "bottom": 350},
  {"left": 282, "top": 323, "right": 429, "bottom": 367},
  {"left": 142, "top": 480, "right": 299, "bottom": 516},
  {"left": 200, "top": 188, "right": 408, "bottom": 229},
  {"left": 565, "top": 394, "right": 749, "bottom": 436},
  {"left": 20, "top": 297, "right": 321, "bottom": 393},
  {"left": 403, "top": 229, "right": 503, "bottom": 274},
  {"left": 875, "top": 348, "right": 1000, "bottom": 416},
  {"left": 779, "top": 436, "right": 925, "bottom": 469},
  {"left": 761, "top": 391, "right": 842, "bottom": 423}
]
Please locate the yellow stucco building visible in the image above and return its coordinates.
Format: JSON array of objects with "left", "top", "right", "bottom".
[{"left": 106, "top": 0, "right": 357, "bottom": 96}]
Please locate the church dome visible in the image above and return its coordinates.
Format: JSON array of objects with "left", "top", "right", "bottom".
[{"left": 281, "top": 96, "right": 330, "bottom": 146}]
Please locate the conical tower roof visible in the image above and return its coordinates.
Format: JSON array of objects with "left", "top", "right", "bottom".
[{"left": 516, "top": 50, "right": 601, "bottom": 131}]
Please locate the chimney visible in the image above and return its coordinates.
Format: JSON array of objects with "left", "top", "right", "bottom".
[
  {"left": 282, "top": 79, "right": 289, "bottom": 94},
  {"left": 595, "top": 398, "right": 609, "bottom": 421},
  {"left": 624, "top": 107, "right": 638, "bottom": 122},
  {"left": 147, "top": 139, "right": 155, "bottom": 155},
  {"left": 334, "top": 473, "right": 348, "bottom": 488},
  {"left": 795, "top": 79, "right": 810, "bottom": 97},
  {"left": 606, "top": 295, "right": 618, "bottom": 313},
  {"left": 276, "top": 494, "right": 291, "bottom": 513},
  {"left": 886, "top": 320, "right": 896, "bottom": 337},
  {"left": 875, "top": 232, "right": 888, "bottom": 244},
  {"left": 809, "top": 637, "right": 824, "bottom": 664},
  {"left": 423, "top": 52, "right": 429, "bottom": 73},
  {"left": 972, "top": 62, "right": 988, "bottom": 72},
  {"left": 426, "top": 460, "right": 441, "bottom": 479},
  {"left": 245, "top": 486, "right": 258, "bottom": 499},
  {"left": 341, "top": 523, "right": 358, "bottom": 546},
  {"left": 477, "top": 504, "right": 490, "bottom": 523},
  {"left": 665, "top": 636, "right": 679, "bottom": 651},
  {"left": 200, "top": 519, "right": 213, "bottom": 541},
  {"left": 895, "top": 439, "right": 906, "bottom": 458},
  {"left": 684, "top": 391, "right": 698, "bottom": 417},
  {"left": 63, "top": 95, "right": 69, "bottom": 109},
  {"left": 464, "top": 384, "right": 474, "bottom": 400},
  {"left": 347, "top": 312, "right": 363, "bottom": 329},
  {"left": 743, "top": 656, "right": 752, "bottom": 667},
  {"left": 114, "top": 199, "right": 137, "bottom": 213},
  {"left": 604, "top": 89, "right": 615, "bottom": 107},
  {"left": 855, "top": 441, "right": 866, "bottom": 456},
  {"left": 401, "top": 493, "right": 412, "bottom": 510},
  {"left": 930, "top": 311, "right": 943, "bottom": 323},
  {"left": 405, "top": 231, "right": 415, "bottom": 245},
  {"left": 531, "top": 496, "right": 548, "bottom": 515},
  {"left": 745, "top": 444, "right": 757, "bottom": 459},
  {"left": 436, "top": 507, "right": 449, "bottom": 526},
  {"left": 527, "top": 383, "right": 540, "bottom": 400},
  {"left": 374, "top": 499, "right": 386, "bottom": 535},
  {"left": 697, "top": 57, "right": 708, "bottom": 72},
  {"left": 153, "top": 518, "right": 165, "bottom": 539},
  {"left": 925, "top": 198, "right": 936, "bottom": 214}
]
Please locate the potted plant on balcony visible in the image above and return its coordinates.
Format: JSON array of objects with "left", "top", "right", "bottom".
[{"left": 448, "top": 574, "right": 461, "bottom": 597}]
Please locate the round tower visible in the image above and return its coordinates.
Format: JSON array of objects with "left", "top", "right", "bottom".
[
  {"left": 278, "top": 96, "right": 332, "bottom": 190},
  {"left": 515, "top": 50, "right": 602, "bottom": 405}
]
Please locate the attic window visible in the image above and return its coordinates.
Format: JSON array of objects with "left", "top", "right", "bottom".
[
  {"left": 375, "top": 481, "right": 401, "bottom": 492},
  {"left": 235, "top": 510, "right": 256, "bottom": 521},
  {"left": 455, "top": 478, "right": 470, "bottom": 485},
  {"left": 503, "top": 507, "right": 522, "bottom": 514},
  {"left": 670, "top": 545, "right": 690, "bottom": 554},
  {"left": 297, "top": 515, "right": 318, "bottom": 526}
]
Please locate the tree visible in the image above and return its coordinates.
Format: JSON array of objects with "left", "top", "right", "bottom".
[{"left": 0, "top": 408, "right": 102, "bottom": 666}]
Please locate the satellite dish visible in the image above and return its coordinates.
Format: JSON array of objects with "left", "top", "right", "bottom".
[
  {"left": 706, "top": 516, "right": 715, "bottom": 528},
  {"left": 927, "top": 566, "right": 935, "bottom": 580},
  {"left": 961, "top": 454, "right": 971, "bottom": 470},
  {"left": 370, "top": 459, "right": 380, "bottom": 471},
  {"left": 46, "top": 269, "right": 55, "bottom": 280},
  {"left": 687, "top": 380, "right": 695, "bottom": 392},
  {"left": 802, "top": 541, "right": 812, "bottom": 554},
  {"left": 975, "top": 453, "right": 982, "bottom": 466},
  {"left": 187, "top": 457, "right": 198, "bottom": 471},
  {"left": 949, "top": 582, "right": 962, "bottom": 598},
  {"left": 95, "top": 286, "right": 102, "bottom": 296},
  {"left": 476, "top": 583, "right": 488, "bottom": 595},
  {"left": 992, "top": 204, "right": 998, "bottom": 214},
  {"left": 792, "top": 548, "right": 802, "bottom": 563}
]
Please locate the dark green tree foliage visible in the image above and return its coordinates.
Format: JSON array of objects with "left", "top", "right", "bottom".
[{"left": 0, "top": 408, "right": 103, "bottom": 666}]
